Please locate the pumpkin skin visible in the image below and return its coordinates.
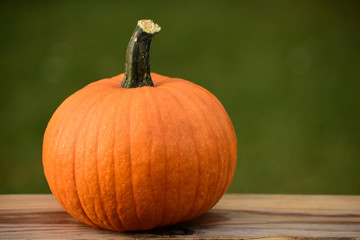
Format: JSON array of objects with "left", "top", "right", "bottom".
[{"left": 42, "top": 72, "right": 237, "bottom": 231}]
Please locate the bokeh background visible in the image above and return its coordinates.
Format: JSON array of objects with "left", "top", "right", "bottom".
[{"left": 0, "top": 1, "right": 359, "bottom": 194}]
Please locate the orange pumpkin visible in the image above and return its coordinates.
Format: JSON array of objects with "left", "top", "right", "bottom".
[{"left": 42, "top": 20, "right": 237, "bottom": 232}]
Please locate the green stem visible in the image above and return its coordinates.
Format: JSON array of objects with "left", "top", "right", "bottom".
[{"left": 121, "top": 20, "right": 161, "bottom": 88}]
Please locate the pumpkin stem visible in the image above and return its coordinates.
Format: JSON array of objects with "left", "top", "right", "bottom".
[{"left": 121, "top": 19, "right": 161, "bottom": 88}]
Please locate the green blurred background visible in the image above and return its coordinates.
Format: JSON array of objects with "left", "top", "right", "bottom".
[{"left": 0, "top": 1, "right": 359, "bottom": 194}]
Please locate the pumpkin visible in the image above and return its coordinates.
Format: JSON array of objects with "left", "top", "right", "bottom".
[{"left": 42, "top": 19, "right": 237, "bottom": 232}]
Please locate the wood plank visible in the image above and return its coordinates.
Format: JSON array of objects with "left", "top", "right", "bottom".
[{"left": 0, "top": 194, "right": 359, "bottom": 239}]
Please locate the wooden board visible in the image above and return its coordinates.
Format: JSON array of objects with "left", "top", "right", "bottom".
[{"left": 0, "top": 194, "right": 359, "bottom": 239}]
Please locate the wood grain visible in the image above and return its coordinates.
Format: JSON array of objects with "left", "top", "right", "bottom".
[{"left": 0, "top": 194, "right": 359, "bottom": 239}]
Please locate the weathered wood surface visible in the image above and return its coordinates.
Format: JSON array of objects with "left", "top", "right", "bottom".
[{"left": 0, "top": 194, "right": 359, "bottom": 239}]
